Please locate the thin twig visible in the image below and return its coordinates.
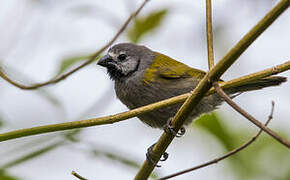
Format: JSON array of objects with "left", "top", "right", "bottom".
[
  {"left": 72, "top": 171, "right": 88, "bottom": 180},
  {"left": 0, "top": 0, "right": 150, "bottom": 90},
  {"left": 206, "top": 0, "right": 215, "bottom": 69},
  {"left": 0, "top": 61, "right": 289, "bottom": 143},
  {"left": 158, "top": 101, "right": 275, "bottom": 180},
  {"left": 209, "top": 61, "right": 289, "bottom": 94},
  {"left": 134, "top": 1, "right": 289, "bottom": 179},
  {"left": 213, "top": 82, "right": 290, "bottom": 147}
]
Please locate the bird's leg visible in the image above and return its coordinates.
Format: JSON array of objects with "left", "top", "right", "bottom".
[
  {"left": 163, "top": 118, "right": 186, "bottom": 137},
  {"left": 146, "top": 143, "right": 169, "bottom": 167}
]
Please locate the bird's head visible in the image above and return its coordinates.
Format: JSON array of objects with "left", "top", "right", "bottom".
[{"left": 97, "top": 43, "right": 154, "bottom": 81}]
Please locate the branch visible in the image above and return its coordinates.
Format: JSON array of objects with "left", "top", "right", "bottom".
[
  {"left": 209, "top": 0, "right": 289, "bottom": 147},
  {"left": 206, "top": 0, "right": 215, "bottom": 69},
  {"left": 72, "top": 171, "right": 88, "bottom": 180},
  {"left": 210, "top": 60, "right": 290, "bottom": 94},
  {"left": 0, "top": 0, "right": 150, "bottom": 90},
  {"left": 134, "top": 1, "right": 289, "bottom": 179},
  {"left": 154, "top": 3, "right": 290, "bottom": 180},
  {"left": 0, "top": 61, "right": 289, "bottom": 142},
  {"left": 213, "top": 82, "right": 290, "bottom": 147},
  {"left": 158, "top": 102, "right": 275, "bottom": 180}
]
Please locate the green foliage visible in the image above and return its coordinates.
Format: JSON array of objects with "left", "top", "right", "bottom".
[
  {"left": 56, "top": 55, "right": 100, "bottom": 75},
  {"left": 235, "top": 132, "right": 290, "bottom": 179},
  {"left": 127, "top": 9, "right": 168, "bottom": 43},
  {"left": 0, "top": 118, "right": 3, "bottom": 128},
  {"left": 194, "top": 113, "right": 290, "bottom": 180},
  {"left": 195, "top": 113, "right": 237, "bottom": 150},
  {"left": 0, "top": 171, "right": 19, "bottom": 180},
  {"left": 91, "top": 148, "right": 139, "bottom": 169}
]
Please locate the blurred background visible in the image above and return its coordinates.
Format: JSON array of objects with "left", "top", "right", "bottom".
[{"left": 0, "top": 0, "right": 289, "bottom": 179}]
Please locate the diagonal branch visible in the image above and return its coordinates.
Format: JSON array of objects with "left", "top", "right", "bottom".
[
  {"left": 213, "top": 82, "right": 290, "bottom": 147},
  {"left": 134, "top": 1, "right": 289, "bottom": 179},
  {"left": 72, "top": 171, "right": 88, "bottom": 180},
  {"left": 0, "top": 0, "right": 150, "bottom": 90},
  {"left": 209, "top": 0, "right": 288, "bottom": 149},
  {"left": 155, "top": 3, "right": 288, "bottom": 179},
  {"left": 158, "top": 102, "right": 275, "bottom": 180},
  {"left": 0, "top": 61, "right": 289, "bottom": 142}
]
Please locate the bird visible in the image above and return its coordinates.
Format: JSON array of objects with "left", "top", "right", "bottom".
[{"left": 97, "top": 43, "right": 287, "bottom": 132}]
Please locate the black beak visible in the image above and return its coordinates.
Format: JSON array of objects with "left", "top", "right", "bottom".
[{"left": 97, "top": 55, "right": 113, "bottom": 67}]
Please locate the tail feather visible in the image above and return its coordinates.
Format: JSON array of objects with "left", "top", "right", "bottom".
[{"left": 227, "top": 76, "right": 287, "bottom": 94}]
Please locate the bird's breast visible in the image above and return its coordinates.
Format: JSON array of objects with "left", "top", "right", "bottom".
[{"left": 114, "top": 78, "right": 145, "bottom": 109}]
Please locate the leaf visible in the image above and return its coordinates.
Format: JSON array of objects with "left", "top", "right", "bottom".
[
  {"left": 194, "top": 113, "right": 249, "bottom": 176},
  {"left": 0, "top": 117, "right": 3, "bottom": 128},
  {"left": 235, "top": 133, "right": 290, "bottom": 179},
  {"left": 0, "top": 171, "right": 19, "bottom": 180},
  {"left": 195, "top": 113, "right": 290, "bottom": 179},
  {"left": 195, "top": 113, "right": 236, "bottom": 150},
  {"left": 56, "top": 55, "right": 100, "bottom": 76},
  {"left": 127, "top": 9, "right": 168, "bottom": 43},
  {"left": 56, "top": 55, "right": 87, "bottom": 76}
]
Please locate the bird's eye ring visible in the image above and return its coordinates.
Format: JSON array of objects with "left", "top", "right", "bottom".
[{"left": 118, "top": 54, "right": 127, "bottom": 61}]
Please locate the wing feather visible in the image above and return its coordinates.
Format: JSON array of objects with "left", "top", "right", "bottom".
[{"left": 143, "top": 52, "right": 205, "bottom": 84}]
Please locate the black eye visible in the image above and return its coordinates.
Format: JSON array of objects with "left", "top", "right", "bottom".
[{"left": 118, "top": 54, "right": 127, "bottom": 61}]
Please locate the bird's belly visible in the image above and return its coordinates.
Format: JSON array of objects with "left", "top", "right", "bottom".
[
  {"left": 138, "top": 97, "right": 220, "bottom": 128},
  {"left": 115, "top": 81, "right": 222, "bottom": 128}
]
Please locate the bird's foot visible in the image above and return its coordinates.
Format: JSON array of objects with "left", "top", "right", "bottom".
[
  {"left": 163, "top": 118, "right": 186, "bottom": 138},
  {"left": 146, "top": 143, "right": 169, "bottom": 167}
]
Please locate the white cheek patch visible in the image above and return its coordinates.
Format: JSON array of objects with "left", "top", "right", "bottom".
[
  {"left": 120, "top": 60, "right": 138, "bottom": 75},
  {"left": 119, "top": 51, "right": 126, "bottom": 55},
  {"left": 108, "top": 52, "right": 117, "bottom": 58}
]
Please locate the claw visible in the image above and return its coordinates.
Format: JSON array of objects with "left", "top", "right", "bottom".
[
  {"left": 176, "top": 127, "right": 186, "bottom": 137},
  {"left": 160, "top": 152, "right": 169, "bottom": 161},
  {"left": 163, "top": 118, "right": 186, "bottom": 137},
  {"left": 146, "top": 143, "right": 169, "bottom": 167}
]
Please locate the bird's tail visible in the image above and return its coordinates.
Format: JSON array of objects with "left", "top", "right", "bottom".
[{"left": 226, "top": 76, "right": 287, "bottom": 95}]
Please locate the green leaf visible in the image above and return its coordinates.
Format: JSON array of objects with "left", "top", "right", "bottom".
[
  {"left": 195, "top": 113, "right": 236, "bottom": 150},
  {"left": 234, "top": 133, "right": 290, "bottom": 179},
  {"left": 195, "top": 113, "right": 290, "bottom": 179},
  {"left": 127, "top": 9, "right": 168, "bottom": 43},
  {"left": 194, "top": 113, "right": 248, "bottom": 177},
  {"left": 0, "top": 171, "right": 19, "bottom": 180},
  {"left": 56, "top": 55, "right": 87, "bottom": 75},
  {"left": 56, "top": 55, "right": 100, "bottom": 76},
  {"left": 0, "top": 113, "right": 6, "bottom": 128},
  {"left": 0, "top": 118, "right": 3, "bottom": 128}
]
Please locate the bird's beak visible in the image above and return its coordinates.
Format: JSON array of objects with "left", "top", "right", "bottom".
[{"left": 97, "top": 55, "right": 113, "bottom": 67}]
